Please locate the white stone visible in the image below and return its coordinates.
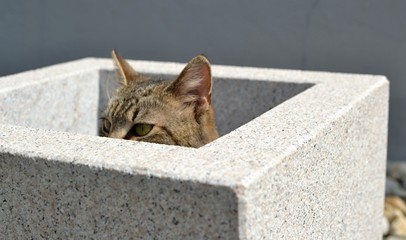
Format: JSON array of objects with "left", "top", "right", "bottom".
[{"left": 0, "top": 58, "right": 389, "bottom": 239}]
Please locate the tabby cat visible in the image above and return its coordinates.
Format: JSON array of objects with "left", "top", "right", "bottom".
[{"left": 100, "top": 51, "right": 219, "bottom": 147}]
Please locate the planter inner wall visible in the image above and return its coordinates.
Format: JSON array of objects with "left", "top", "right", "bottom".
[{"left": 0, "top": 69, "right": 313, "bottom": 138}]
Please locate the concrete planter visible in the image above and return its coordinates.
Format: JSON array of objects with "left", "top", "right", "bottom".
[{"left": 0, "top": 58, "right": 389, "bottom": 239}]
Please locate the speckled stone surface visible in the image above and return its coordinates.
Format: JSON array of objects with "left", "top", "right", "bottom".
[{"left": 0, "top": 58, "right": 389, "bottom": 239}]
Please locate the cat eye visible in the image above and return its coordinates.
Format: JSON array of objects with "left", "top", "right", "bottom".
[
  {"left": 102, "top": 118, "right": 111, "bottom": 134},
  {"left": 129, "top": 123, "right": 153, "bottom": 137}
]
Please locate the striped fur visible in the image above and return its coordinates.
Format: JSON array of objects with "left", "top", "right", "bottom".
[{"left": 100, "top": 51, "right": 219, "bottom": 147}]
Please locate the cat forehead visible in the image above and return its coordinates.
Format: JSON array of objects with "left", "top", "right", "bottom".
[
  {"left": 125, "top": 80, "right": 167, "bottom": 95},
  {"left": 106, "top": 81, "right": 170, "bottom": 117}
]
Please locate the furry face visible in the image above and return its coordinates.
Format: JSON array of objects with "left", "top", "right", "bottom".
[{"left": 100, "top": 51, "right": 219, "bottom": 147}]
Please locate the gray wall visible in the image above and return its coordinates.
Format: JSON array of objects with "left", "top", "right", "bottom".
[{"left": 0, "top": 1, "right": 405, "bottom": 161}]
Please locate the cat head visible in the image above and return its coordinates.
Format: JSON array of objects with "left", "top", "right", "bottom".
[{"left": 100, "top": 50, "right": 219, "bottom": 147}]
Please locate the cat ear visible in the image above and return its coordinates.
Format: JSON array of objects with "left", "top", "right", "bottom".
[
  {"left": 168, "top": 55, "right": 213, "bottom": 110},
  {"left": 111, "top": 50, "right": 145, "bottom": 86}
]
